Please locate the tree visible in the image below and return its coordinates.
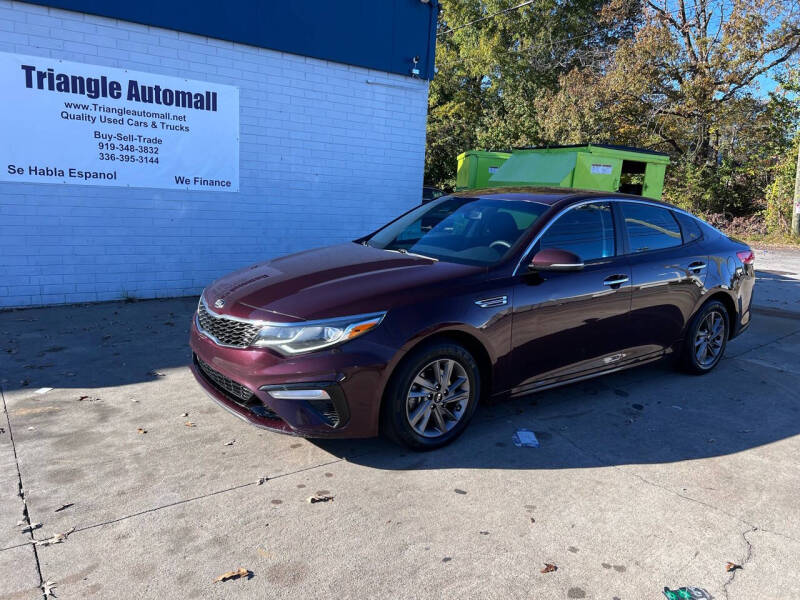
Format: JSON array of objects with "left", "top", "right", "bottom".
[
  {"left": 426, "top": 0, "right": 639, "bottom": 189},
  {"left": 536, "top": 0, "right": 800, "bottom": 214},
  {"left": 427, "top": 0, "right": 800, "bottom": 231}
]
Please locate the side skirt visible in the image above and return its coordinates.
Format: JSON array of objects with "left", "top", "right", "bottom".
[{"left": 504, "top": 353, "right": 665, "bottom": 399}]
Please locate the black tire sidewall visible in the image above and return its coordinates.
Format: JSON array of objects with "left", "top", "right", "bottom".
[
  {"left": 684, "top": 300, "right": 729, "bottom": 374},
  {"left": 383, "top": 342, "right": 480, "bottom": 451}
]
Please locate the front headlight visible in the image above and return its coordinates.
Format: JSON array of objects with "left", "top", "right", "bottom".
[{"left": 251, "top": 312, "right": 386, "bottom": 355}]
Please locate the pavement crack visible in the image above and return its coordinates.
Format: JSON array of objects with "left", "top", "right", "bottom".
[
  {"left": 553, "top": 429, "right": 757, "bottom": 529},
  {"left": 1, "top": 383, "right": 47, "bottom": 599},
  {"left": 722, "top": 527, "right": 757, "bottom": 600}
]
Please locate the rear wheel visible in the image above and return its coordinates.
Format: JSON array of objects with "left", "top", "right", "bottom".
[
  {"left": 680, "top": 300, "right": 729, "bottom": 374},
  {"left": 383, "top": 341, "right": 480, "bottom": 451}
]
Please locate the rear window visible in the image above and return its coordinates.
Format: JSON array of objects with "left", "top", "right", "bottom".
[{"left": 621, "top": 203, "right": 682, "bottom": 253}]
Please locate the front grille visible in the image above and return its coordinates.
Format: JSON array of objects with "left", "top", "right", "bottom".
[
  {"left": 197, "top": 301, "right": 261, "bottom": 348},
  {"left": 195, "top": 355, "right": 254, "bottom": 404}
]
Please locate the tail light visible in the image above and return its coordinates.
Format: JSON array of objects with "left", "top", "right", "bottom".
[{"left": 736, "top": 250, "right": 754, "bottom": 265}]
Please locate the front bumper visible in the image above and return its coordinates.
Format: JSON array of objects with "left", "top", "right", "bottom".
[{"left": 189, "top": 318, "right": 394, "bottom": 438}]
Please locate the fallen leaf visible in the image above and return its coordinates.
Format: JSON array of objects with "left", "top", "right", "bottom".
[
  {"left": 20, "top": 522, "right": 42, "bottom": 534},
  {"left": 306, "top": 495, "right": 334, "bottom": 504},
  {"left": 184, "top": 421, "right": 196, "bottom": 428},
  {"left": 213, "top": 567, "right": 250, "bottom": 583},
  {"left": 224, "top": 440, "right": 235, "bottom": 446},
  {"left": 136, "top": 428, "right": 147, "bottom": 434},
  {"left": 726, "top": 562, "right": 742, "bottom": 572},
  {"left": 41, "top": 581, "right": 56, "bottom": 597},
  {"left": 541, "top": 563, "right": 557, "bottom": 573},
  {"left": 35, "top": 527, "right": 75, "bottom": 547}
]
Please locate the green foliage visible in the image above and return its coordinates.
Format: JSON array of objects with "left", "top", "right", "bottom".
[
  {"left": 426, "top": 0, "right": 800, "bottom": 235},
  {"left": 765, "top": 138, "right": 799, "bottom": 234},
  {"left": 427, "top": 0, "right": 634, "bottom": 188}
]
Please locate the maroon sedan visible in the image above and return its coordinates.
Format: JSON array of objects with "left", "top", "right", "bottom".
[{"left": 190, "top": 189, "right": 755, "bottom": 450}]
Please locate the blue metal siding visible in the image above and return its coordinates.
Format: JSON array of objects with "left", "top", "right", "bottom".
[{"left": 23, "top": 0, "right": 439, "bottom": 79}]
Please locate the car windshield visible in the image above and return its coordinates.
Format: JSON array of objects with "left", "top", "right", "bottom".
[{"left": 365, "top": 196, "right": 548, "bottom": 266}]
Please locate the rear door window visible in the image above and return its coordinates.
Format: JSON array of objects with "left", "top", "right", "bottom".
[
  {"left": 621, "top": 203, "right": 682, "bottom": 253},
  {"left": 539, "top": 202, "right": 615, "bottom": 262}
]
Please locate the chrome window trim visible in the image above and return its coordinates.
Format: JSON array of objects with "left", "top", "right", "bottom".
[{"left": 512, "top": 197, "right": 714, "bottom": 276}]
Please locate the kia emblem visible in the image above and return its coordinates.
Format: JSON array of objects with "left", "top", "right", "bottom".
[{"left": 214, "top": 299, "right": 225, "bottom": 308}]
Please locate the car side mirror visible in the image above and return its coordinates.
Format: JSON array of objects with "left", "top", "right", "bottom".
[{"left": 529, "top": 248, "right": 584, "bottom": 272}]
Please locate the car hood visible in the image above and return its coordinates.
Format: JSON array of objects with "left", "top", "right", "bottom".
[{"left": 203, "top": 243, "right": 483, "bottom": 322}]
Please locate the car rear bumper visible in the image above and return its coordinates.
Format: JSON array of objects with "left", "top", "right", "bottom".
[{"left": 189, "top": 317, "right": 393, "bottom": 438}]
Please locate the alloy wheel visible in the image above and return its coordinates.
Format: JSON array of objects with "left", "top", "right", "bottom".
[
  {"left": 694, "top": 310, "right": 725, "bottom": 367},
  {"left": 405, "top": 358, "right": 470, "bottom": 438}
]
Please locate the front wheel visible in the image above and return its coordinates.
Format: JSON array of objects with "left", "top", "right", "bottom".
[
  {"left": 680, "top": 300, "right": 729, "bottom": 374},
  {"left": 383, "top": 341, "right": 480, "bottom": 451}
]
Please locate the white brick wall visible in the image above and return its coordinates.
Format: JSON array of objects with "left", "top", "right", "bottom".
[{"left": 0, "top": 0, "right": 430, "bottom": 307}]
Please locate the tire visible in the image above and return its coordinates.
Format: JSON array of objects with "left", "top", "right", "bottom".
[
  {"left": 680, "top": 300, "right": 729, "bottom": 374},
  {"left": 382, "top": 341, "right": 481, "bottom": 451}
]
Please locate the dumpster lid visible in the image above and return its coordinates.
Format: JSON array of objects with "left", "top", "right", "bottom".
[
  {"left": 517, "top": 143, "right": 669, "bottom": 158},
  {"left": 457, "top": 150, "right": 512, "bottom": 159},
  {"left": 489, "top": 152, "right": 578, "bottom": 187}
]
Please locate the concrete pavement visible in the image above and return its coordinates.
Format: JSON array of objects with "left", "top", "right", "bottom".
[
  {"left": 752, "top": 247, "right": 800, "bottom": 317},
  {"left": 1, "top": 272, "right": 800, "bottom": 598}
]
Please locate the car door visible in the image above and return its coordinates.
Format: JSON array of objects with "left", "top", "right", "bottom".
[
  {"left": 620, "top": 202, "right": 709, "bottom": 357},
  {"left": 510, "top": 201, "right": 633, "bottom": 393}
]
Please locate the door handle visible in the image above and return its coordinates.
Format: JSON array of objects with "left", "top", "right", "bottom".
[
  {"left": 688, "top": 261, "right": 706, "bottom": 273},
  {"left": 603, "top": 275, "right": 629, "bottom": 287}
]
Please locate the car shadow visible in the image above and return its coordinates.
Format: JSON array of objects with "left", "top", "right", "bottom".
[{"left": 312, "top": 340, "right": 800, "bottom": 470}]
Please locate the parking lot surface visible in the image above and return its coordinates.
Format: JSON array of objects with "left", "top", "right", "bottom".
[{"left": 2, "top": 259, "right": 800, "bottom": 599}]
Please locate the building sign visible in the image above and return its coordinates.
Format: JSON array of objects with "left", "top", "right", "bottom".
[{"left": 0, "top": 52, "right": 239, "bottom": 191}]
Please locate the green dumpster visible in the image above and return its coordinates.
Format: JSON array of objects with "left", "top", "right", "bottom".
[
  {"left": 456, "top": 150, "right": 511, "bottom": 190},
  {"left": 482, "top": 144, "right": 669, "bottom": 199}
]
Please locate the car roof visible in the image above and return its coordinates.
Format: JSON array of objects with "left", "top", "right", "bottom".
[{"left": 450, "top": 186, "right": 679, "bottom": 209}]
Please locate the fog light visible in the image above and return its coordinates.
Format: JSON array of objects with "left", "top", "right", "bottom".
[{"left": 267, "top": 389, "right": 330, "bottom": 400}]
